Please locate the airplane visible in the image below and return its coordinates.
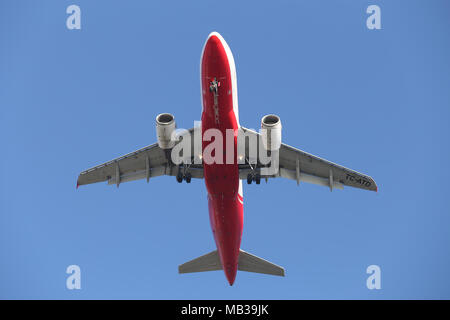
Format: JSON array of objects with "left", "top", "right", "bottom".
[{"left": 77, "top": 31, "right": 377, "bottom": 286}]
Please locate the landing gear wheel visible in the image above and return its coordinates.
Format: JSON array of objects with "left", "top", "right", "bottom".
[
  {"left": 255, "top": 174, "right": 261, "bottom": 185},
  {"left": 176, "top": 172, "right": 183, "bottom": 183},
  {"left": 247, "top": 173, "right": 253, "bottom": 185},
  {"left": 185, "top": 172, "right": 192, "bottom": 183}
]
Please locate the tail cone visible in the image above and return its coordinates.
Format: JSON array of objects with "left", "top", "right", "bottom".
[{"left": 224, "top": 264, "right": 237, "bottom": 286}]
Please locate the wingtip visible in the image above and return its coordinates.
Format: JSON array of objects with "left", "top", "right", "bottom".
[{"left": 76, "top": 181, "right": 79, "bottom": 189}]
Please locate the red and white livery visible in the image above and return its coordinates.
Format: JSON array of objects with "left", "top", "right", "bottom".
[{"left": 77, "top": 32, "right": 377, "bottom": 286}]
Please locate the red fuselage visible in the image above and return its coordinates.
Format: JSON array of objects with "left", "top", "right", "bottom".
[{"left": 200, "top": 33, "right": 243, "bottom": 285}]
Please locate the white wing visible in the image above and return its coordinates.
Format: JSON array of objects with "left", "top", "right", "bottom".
[
  {"left": 239, "top": 127, "right": 377, "bottom": 192},
  {"left": 77, "top": 128, "right": 203, "bottom": 187}
]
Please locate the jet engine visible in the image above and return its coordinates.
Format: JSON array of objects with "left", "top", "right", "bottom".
[
  {"left": 156, "top": 113, "right": 176, "bottom": 149},
  {"left": 261, "top": 114, "right": 282, "bottom": 151}
]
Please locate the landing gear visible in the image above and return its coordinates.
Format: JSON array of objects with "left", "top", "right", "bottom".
[
  {"left": 176, "top": 166, "right": 192, "bottom": 183},
  {"left": 247, "top": 173, "right": 253, "bottom": 185},
  {"left": 247, "top": 173, "right": 261, "bottom": 185}
]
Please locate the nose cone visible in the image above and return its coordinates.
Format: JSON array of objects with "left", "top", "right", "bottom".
[
  {"left": 203, "top": 32, "right": 227, "bottom": 62},
  {"left": 224, "top": 263, "right": 237, "bottom": 286},
  {"left": 207, "top": 33, "right": 222, "bottom": 48}
]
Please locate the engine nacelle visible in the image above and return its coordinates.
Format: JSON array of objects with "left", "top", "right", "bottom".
[
  {"left": 156, "top": 113, "right": 176, "bottom": 149},
  {"left": 261, "top": 114, "right": 282, "bottom": 151}
]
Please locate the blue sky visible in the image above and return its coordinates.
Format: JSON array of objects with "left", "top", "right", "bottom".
[{"left": 1, "top": 0, "right": 450, "bottom": 299}]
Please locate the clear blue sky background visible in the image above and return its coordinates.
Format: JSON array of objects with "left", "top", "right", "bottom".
[{"left": 1, "top": 0, "right": 449, "bottom": 299}]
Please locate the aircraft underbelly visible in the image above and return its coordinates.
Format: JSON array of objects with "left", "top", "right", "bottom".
[{"left": 201, "top": 34, "right": 243, "bottom": 285}]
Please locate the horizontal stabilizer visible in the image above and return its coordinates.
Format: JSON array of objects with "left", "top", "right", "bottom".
[
  {"left": 178, "top": 249, "right": 285, "bottom": 277},
  {"left": 178, "top": 250, "right": 222, "bottom": 274},
  {"left": 238, "top": 250, "right": 285, "bottom": 277}
]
